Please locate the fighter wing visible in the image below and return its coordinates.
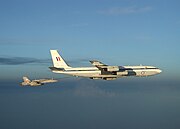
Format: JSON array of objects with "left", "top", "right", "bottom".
[
  {"left": 90, "top": 60, "right": 119, "bottom": 72},
  {"left": 34, "top": 79, "right": 58, "bottom": 84}
]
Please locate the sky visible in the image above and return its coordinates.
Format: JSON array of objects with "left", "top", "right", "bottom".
[
  {"left": 0, "top": 0, "right": 180, "bottom": 129},
  {"left": 0, "top": 0, "right": 180, "bottom": 80}
]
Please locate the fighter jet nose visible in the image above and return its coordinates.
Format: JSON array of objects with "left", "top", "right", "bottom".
[{"left": 158, "top": 69, "right": 162, "bottom": 73}]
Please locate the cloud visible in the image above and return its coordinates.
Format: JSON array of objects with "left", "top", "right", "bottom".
[
  {"left": 73, "top": 80, "right": 119, "bottom": 97},
  {"left": 98, "top": 6, "right": 152, "bottom": 15},
  {"left": 0, "top": 56, "right": 50, "bottom": 65},
  {"left": 74, "top": 85, "right": 118, "bottom": 97},
  {"left": 0, "top": 56, "right": 100, "bottom": 66}
]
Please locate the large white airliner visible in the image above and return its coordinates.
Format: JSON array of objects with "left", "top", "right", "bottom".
[{"left": 49, "top": 50, "right": 162, "bottom": 80}]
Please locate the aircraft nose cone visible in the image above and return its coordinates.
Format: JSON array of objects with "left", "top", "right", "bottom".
[{"left": 157, "top": 69, "right": 162, "bottom": 73}]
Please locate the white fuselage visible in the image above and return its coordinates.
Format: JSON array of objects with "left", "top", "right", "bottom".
[{"left": 51, "top": 65, "right": 161, "bottom": 79}]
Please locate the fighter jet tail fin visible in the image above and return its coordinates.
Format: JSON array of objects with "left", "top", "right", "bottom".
[
  {"left": 50, "top": 50, "right": 71, "bottom": 69},
  {"left": 23, "top": 76, "right": 31, "bottom": 83}
]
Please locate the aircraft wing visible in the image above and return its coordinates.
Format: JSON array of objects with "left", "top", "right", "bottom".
[
  {"left": 90, "top": 60, "right": 107, "bottom": 66},
  {"left": 90, "top": 60, "right": 119, "bottom": 72},
  {"left": 33, "top": 79, "right": 58, "bottom": 84}
]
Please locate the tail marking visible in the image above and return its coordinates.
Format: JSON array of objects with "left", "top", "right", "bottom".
[{"left": 56, "top": 57, "right": 61, "bottom": 61}]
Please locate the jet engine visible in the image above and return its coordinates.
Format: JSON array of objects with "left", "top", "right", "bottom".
[
  {"left": 106, "top": 66, "right": 119, "bottom": 72},
  {"left": 103, "top": 77, "right": 117, "bottom": 80},
  {"left": 117, "top": 71, "right": 128, "bottom": 76}
]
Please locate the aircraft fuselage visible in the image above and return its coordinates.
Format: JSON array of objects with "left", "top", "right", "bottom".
[{"left": 51, "top": 65, "right": 161, "bottom": 80}]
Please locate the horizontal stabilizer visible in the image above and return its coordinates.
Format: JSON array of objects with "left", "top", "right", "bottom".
[
  {"left": 90, "top": 60, "right": 107, "bottom": 66},
  {"left": 49, "top": 67, "right": 65, "bottom": 71}
]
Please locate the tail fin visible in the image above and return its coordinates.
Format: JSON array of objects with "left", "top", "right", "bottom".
[
  {"left": 50, "top": 50, "right": 71, "bottom": 69},
  {"left": 23, "top": 77, "right": 31, "bottom": 83}
]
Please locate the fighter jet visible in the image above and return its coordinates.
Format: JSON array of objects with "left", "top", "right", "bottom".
[
  {"left": 49, "top": 50, "right": 162, "bottom": 80},
  {"left": 20, "top": 76, "right": 58, "bottom": 86}
]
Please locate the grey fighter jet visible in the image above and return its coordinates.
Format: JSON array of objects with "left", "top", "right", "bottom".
[{"left": 21, "top": 76, "right": 58, "bottom": 86}]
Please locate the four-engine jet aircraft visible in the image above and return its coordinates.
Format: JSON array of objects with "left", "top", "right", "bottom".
[
  {"left": 21, "top": 76, "right": 58, "bottom": 86},
  {"left": 49, "top": 50, "right": 162, "bottom": 80}
]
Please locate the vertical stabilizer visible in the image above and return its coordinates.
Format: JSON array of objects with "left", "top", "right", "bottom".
[
  {"left": 23, "top": 77, "right": 31, "bottom": 83},
  {"left": 50, "top": 50, "right": 71, "bottom": 69}
]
